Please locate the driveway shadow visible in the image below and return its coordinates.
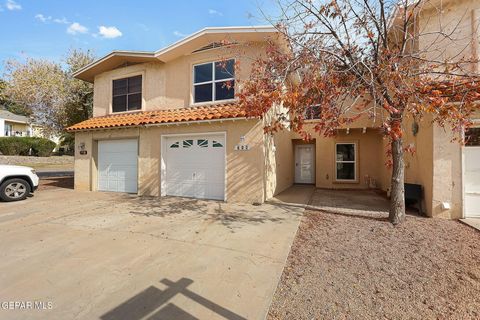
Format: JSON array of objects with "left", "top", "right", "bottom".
[
  {"left": 100, "top": 278, "right": 246, "bottom": 320},
  {"left": 123, "top": 196, "right": 289, "bottom": 232}
]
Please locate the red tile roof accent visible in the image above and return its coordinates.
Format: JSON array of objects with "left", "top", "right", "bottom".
[{"left": 66, "top": 104, "right": 246, "bottom": 131}]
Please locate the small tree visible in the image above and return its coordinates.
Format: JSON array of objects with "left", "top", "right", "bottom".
[
  {"left": 238, "top": 0, "right": 480, "bottom": 224},
  {"left": 3, "top": 48, "right": 95, "bottom": 135}
]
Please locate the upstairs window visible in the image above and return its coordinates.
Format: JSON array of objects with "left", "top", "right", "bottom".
[
  {"left": 304, "top": 105, "right": 321, "bottom": 120},
  {"left": 112, "top": 75, "right": 142, "bottom": 113},
  {"left": 193, "top": 59, "right": 235, "bottom": 104}
]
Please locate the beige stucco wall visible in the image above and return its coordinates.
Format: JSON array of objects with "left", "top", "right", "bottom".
[
  {"left": 74, "top": 119, "right": 266, "bottom": 203},
  {"left": 419, "top": 0, "right": 480, "bottom": 73},
  {"left": 5, "top": 121, "right": 28, "bottom": 133},
  {"left": 92, "top": 43, "right": 267, "bottom": 117},
  {"left": 290, "top": 125, "right": 385, "bottom": 190},
  {"left": 264, "top": 129, "right": 295, "bottom": 199},
  {"left": 414, "top": 0, "right": 480, "bottom": 218}
]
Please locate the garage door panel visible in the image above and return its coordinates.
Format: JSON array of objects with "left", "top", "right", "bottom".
[
  {"left": 465, "top": 146, "right": 480, "bottom": 217},
  {"left": 465, "top": 194, "right": 480, "bottom": 217},
  {"left": 165, "top": 135, "right": 225, "bottom": 200},
  {"left": 98, "top": 139, "right": 138, "bottom": 193}
]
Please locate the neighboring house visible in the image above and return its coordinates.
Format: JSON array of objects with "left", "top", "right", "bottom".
[
  {"left": 0, "top": 109, "right": 32, "bottom": 137},
  {"left": 68, "top": 13, "right": 479, "bottom": 219}
]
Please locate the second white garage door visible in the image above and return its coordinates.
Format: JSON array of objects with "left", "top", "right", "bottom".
[
  {"left": 465, "top": 146, "right": 480, "bottom": 217},
  {"left": 98, "top": 139, "right": 138, "bottom": 193},
  {"left": 165, "top": 134, "right": 225, "bottom": 200}
]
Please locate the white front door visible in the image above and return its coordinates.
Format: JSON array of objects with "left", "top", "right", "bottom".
[
  {"left": 295, "top": 144, "right": 315, "bottom": 184},
  {"left": 165, "top": 134, "right": 225, "bottom": 200},
  {"left": 465, "top": 146, "right": 480, "bottom": 217},
  {"left": 98, "top": 139, "right": 138, "bottom": 193}
]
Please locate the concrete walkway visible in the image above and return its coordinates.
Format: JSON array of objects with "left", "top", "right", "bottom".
[
  {"left": 460, "top": 218, "right": 480, "bottom": 231},
  {"left": 307, "top": 189, "right": 390, "bottom": 220},
  {"left": 0, "top": 187, "right": 305, "bottom": 320}
]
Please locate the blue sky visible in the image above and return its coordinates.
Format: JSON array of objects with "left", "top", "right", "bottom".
[{"left": 0, "top": 0, "right": 276, "bottom": 74}]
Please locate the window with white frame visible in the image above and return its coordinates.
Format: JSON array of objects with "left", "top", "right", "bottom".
[
  {"left": 193, "top": 59, "right": 235, "bottom": 104},
  {"left": 335, "top": 143, "right": 356, "bottom": 181}
]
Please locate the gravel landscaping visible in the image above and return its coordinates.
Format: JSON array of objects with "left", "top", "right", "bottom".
[{"left": 268, "top": 191, "right": 480, "bottom": 320}]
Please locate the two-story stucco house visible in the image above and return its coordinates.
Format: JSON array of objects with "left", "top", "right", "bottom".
[{"left": 68, "top": 14, "right": 479, "bottom": 220}]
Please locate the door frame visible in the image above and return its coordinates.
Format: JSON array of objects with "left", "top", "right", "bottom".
[
  {"left": 462, "top": 121, "right": 480, "bottom": 218},
  {"left": 160, "top": 131, "right": 227, "bottom": 200},
  {"left": 294, "top": 143, "right": 316, "bottom": 184}
]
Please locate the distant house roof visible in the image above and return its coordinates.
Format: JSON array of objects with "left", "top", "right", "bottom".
[{"left": 0, "top": 109, "right": 30, "bottom": 124}]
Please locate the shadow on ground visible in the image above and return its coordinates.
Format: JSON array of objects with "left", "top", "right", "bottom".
[
  {"left": 100, "top": 278, "right": 246, "bottom": 320},
  {"left": 123, "top": 195, "right": 295, "bottom": 232},
  {"left": 307, "top": 189, "right": 423, "bottom": 221},
  {"left": 38, "top": 177, "right": 74, "bottom": 190}
]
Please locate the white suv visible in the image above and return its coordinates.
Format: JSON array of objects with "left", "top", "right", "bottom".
[{"left": 0, "top": 165, "right": 39, "bottom": 202}]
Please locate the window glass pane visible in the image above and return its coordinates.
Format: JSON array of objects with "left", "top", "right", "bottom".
[
  {"left": 337, "top": 163, "right": 355, "bottom": 180},
  {"left": 215, "top": 59, "right": 235, "bottom": 80},
  {"left": 336, "top": 144, "right": 355, "bottom": 161},
  {"left": 128, "top": 75, "right": 142, "bottom": 94},
  {"left": 197, "top": 139, "right": 208, "bottom": 148},
  {"left": 215, "top": 80, "right": 235, "bottom": 101},
  {"left": 465, "top": 128, "right": 480, "bottom": 146},
  {"left": 212, "top": 141, "right": 223, "bottom": 147},
  {"left": 194, "top": 63, "right": 213, "bottom": 83},
  {"left": 183, "top": 140, "right": 193, "bottom": 148},
  {"left": 170, "top": 142, "right": 179, "bottom": 148},
  {"left": 194, "top": 83, "right": 213, "bottom": 103},
  {"left": 305, "top": 105, "right": 321, "bottom": 119},
  {"left": 113, "top": 78, "right": 127, "bottom": 96},
  {"left": 127, "top": 93, "right": 142, "bottom": 111},
  {"left": 112, "top": 95, "right": 127, "bottom": 112}
]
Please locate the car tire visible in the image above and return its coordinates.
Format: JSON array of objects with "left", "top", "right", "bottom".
[{"left": 0, "top": 178, "right": 31, "bottom": 202}]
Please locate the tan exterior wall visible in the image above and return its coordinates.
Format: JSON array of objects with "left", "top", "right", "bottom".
[
  {"left": 419, "top": 0, "right": 480, "bottom": 73},
  {"left": 265, "top": 129, "right": 295, "bottom": 199},
  {"left": 92, "top": 43, "right": 267, "bottom": 117},
  {"left": 415, "top": 0, "right": 480, "bottom": 218},
  {"left": 5, "top": 121, "right": 29, "bottom": 133},
  {"left": 290, "top": 126, "right": 385, "bottom": 190},
  {"left": 74, "top": 119, "right": 266, "bottom": 204}
]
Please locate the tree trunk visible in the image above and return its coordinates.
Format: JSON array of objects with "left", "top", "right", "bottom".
[{"left": 389, "top": 138, "right": 406, "bottom": 224}]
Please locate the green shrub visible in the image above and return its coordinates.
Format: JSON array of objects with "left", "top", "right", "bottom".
[
  {"left": 0, "top": 137, "right": 56, "bottom": 157},
  {"left": 29, "top": 138, "right": 57, "bottom": 157},
  {"left": 0, "top": 137, "right": 31, "bottom": 155}
]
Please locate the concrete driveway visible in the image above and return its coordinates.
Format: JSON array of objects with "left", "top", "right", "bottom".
[{"left": 0, "top": 186, "right": 309, "bottom": 320}]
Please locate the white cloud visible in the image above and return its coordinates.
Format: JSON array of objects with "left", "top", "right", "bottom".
[
  {"left": 208, "top": 9, "right": 223, "bottom": 16},
  {"left": 6, "top": 0, "right": 21, "bottom": 10},
  {"left": 173, "top": 30, "right": 187, "bottom": 37},
  {"left": 35, "top": 14, "right": 51, "bottom": 22},
  {"left": 35, "top": 14, "right": 69, "bottom": 24},
  {"left": 97, "top": 26, "right": 122, "bottom": 39},
  {"left": 53, "top": 17, "right": 69, "bottom": 24},
  {"left": 67, "top": 22, "right": 88, "bottom": 35}
]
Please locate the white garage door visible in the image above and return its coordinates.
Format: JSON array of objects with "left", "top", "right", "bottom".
[
  {"left": 98, "top": 139, "right": 138, "bottom": 193},
  {"left": 165, "top": 134, "right": 225, "bottom": 200},
  {"left": 465, "top": 146, "right": 480, "bottom": 217}
]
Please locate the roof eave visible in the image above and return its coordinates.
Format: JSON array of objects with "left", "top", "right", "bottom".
[{"left": 72, "top": 51, "right": 157, "bottom": 82}]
